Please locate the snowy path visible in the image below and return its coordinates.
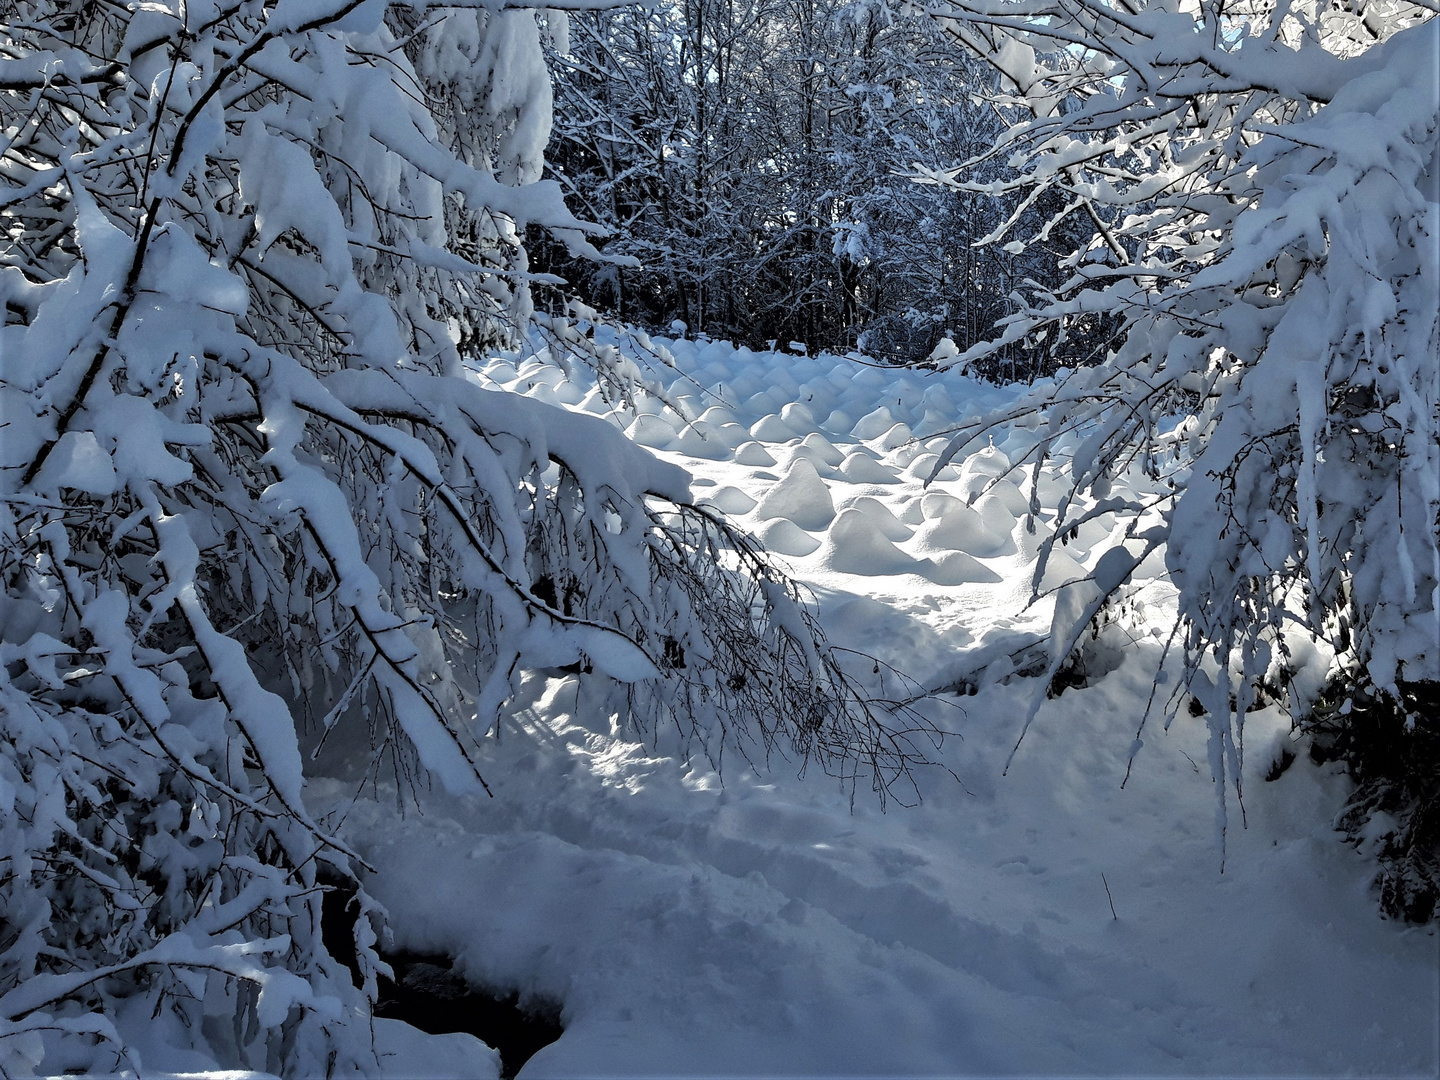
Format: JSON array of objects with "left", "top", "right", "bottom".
[{"left": 313, "top": 338, "right": 1438, "bottom": 1077}]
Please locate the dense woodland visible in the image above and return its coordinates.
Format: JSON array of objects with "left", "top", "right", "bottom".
[
  {"left": 533, "top": 1, "right": 1095, "bottom": 371},
  {"left": 0, "top": 0, "right": 1436, "bottom": 1073}
]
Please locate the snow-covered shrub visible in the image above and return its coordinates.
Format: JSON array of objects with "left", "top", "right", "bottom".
[
  {"left": 0, "top": 1, "right": 936, "bottom": 1071},
  {"left": 1315, "top": 681, "right": 1440, "bottom": 922},
  {"left": 924, "top": 0, "right": 1438, "bottom": 861}
]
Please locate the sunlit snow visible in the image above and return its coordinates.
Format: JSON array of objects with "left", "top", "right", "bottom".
[{"left": 293, "top": 333, "right": 1440, "bottom": 1078}]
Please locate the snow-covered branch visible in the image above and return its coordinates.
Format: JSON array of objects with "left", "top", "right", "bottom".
[
  {"left": 926, "top": 0, "right": 1438, "bottom": 850},
  {"left": 0, "top": 0, "right": 941, "bottom": 1071}
]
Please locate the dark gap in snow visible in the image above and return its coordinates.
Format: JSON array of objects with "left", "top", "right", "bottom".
[
  {"left": 319, "top": 866, "right": 362, "bottom": 986},
  {"left": 320, "top": 869, "right": 565, "bottom": 1076},
  {"left": 1046, "top": 628, "right": 1126, "bottom": 699},
  {"left": 1264, "top": 746, "right": 1296, "bottom": 782},
  {"left": 375, "top": 954, "right": 565, "bottom": 1080}
]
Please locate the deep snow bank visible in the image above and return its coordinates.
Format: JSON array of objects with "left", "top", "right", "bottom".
[{"left": 311, "top": 336, "right": 1437, "bottom": 1077}]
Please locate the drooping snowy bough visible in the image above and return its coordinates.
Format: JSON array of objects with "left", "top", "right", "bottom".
[
  {"left": 0, "top": 2, "right": 940, "bottom": 1072},
  {"left": 924, "top": 0, "right": 1438, "bottom": 876}
]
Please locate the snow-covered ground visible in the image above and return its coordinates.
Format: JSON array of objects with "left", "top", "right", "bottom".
[{"left": 313, "top": 336, "right": 1437, "bottom": 1077}]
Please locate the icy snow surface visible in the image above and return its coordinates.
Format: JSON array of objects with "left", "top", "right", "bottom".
[{"left": 313, "top": 336, "right": 1438, "bottom": 1077}]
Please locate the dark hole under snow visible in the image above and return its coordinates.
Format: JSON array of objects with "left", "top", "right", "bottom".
[{"left": 321, "top": 871, "right": 564, "bottom": 1079}]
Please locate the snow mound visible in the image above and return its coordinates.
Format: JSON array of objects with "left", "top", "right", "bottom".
[
  {"left": 754, "top": 457, "right": 836, "bottom": 531},
  {"left": 746, "top": 391, "right": 784, "bottom": 417},
  {"left": 373, "top": 1019, "right": 500, "bottom": 1079},
  {"left": 672, "top": 422, "right": 734, "bottom": 460},
  {"left": 781, "top": 402, "right": 817, "bottom": 430},
  {"left": 921, "top": 491, "right": 965, "bottom": 519},
  {"left": 698, "top": 405, "right": 738, "bottom": 426},
  {"left": 629, "top": 413, "right": 679, "bottom": 448},
  {"left": 1035, "top": 546, "right": 1090, "bottom": 592},
  {"left": 925, "top": 549, "right": 1002, "bottom": 586},
  {"left": 973, "top": 491, "right": 1022, "bottom": 553},
  {"left": 905, "top": 453, "right": 961, "bottom": 482},
  {"left": 911, "top": 503, "right": 1001, "bottom": 557},
  {"left": 700, "top": 485, "right": 758, "bottom": 515},
  {"left": 888, "top": 441, "right": 928, "bottom": 468},
  {"left": 750, "top": 413, "right": 800, "bottom": 441},
  {"left": 845, "top": 496, "right": 913, "bottom": 541},
  {"left": 913, "top": 409, "right": 952, "bottom": 438},
  {"left": 985, "top": 478, "right": 1031, "bottom": 517},
  {"left": 754, "top": 517, "right": 821, "bottom": 557},
  {"left": 839, "top": 451, "right": 901, "bottom": 484},
  {"left": 873, "top": 422, "right": 916, "bottom": 451},
  {"left": 734, "top": 441, "right": 778, "bottom": 466},
  {"left": 958, "top": 446, "right": 1013, "bottom": 494},
  {"left": 821, "top": 508, "right": 922, "bottom": 577},
  {"left": 851, "top": 405, "right": 899, "bottom": 439},
  {"left": 797, "top": 431, "right": 845, "bottom": 467}
]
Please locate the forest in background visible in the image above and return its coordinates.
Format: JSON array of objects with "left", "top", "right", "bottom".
[{"left": 533, "top": 0, "right": 1096, "bottom": 372}]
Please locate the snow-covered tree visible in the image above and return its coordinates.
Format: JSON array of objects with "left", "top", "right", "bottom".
[
  {"left": 924, "top": 0, "right": 1438, "bottom": 892},
  {"left": 0, "top": 0, "right": 940, "bottom": 1071},
  {"left": 829, "top": 6, "right": 1097, "bottom": 370},
  {"left": 541, "top": 0, "right": 1085, "bottom": 365},
  {"left": 542, "top": 0, "right": 854, "bottom": 345}
]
